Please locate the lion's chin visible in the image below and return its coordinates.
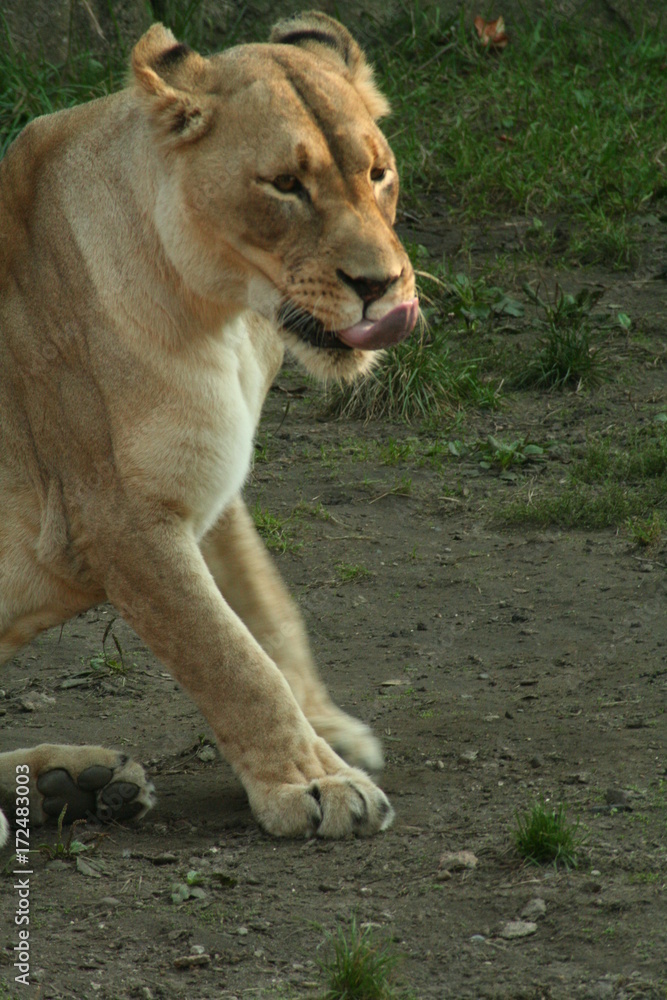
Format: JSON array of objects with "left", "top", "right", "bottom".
[{"left": 279, "top": 328, "right": 382, "bottom": 384}]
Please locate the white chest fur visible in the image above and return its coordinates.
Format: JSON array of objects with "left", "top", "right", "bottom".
[{"left": 116, "top": 314, "right": 274, "bottom": 540}]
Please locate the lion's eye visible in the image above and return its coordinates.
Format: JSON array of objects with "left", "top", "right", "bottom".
[
  {"left": 370, "top": 167, "right": 387, "bottom": 182},
  {"left": 272, "top": 175, "right": 303, "bottom": 194}
]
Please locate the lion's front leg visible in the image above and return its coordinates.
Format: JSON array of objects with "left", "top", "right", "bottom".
[
  {"left": 101, "top": 520, "right": 392, "bottom": 838},
  {"left": 201, "top": 496, "right": 384, "bottom": 773}
]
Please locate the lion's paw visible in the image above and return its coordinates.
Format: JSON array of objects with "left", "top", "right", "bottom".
[
  {"left": 248, "top": 767, "right": 393, "bottom": 839},
  {"left": 12, "top": 745, "right": 156, "bottom": 827},
  {"left": 311, "top": 713, "right": 384, "bottom": 773}
]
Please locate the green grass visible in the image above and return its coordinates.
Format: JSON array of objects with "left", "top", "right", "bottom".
[
  {"left": 512, "top": 285, "right": 612, "bottom": 390},
  {"left": 626, "top": 511, "right": 666, "bottom": 548},
  {"left": 514, "top": 800, "right": 585, "bottom": 867},
  {"left": 515, "top": 326, "right": 608, "bottom": 390},
  {"left": 326, "top": 328, "right": 499, "bottom": 423},
  {"left": 0, "top": 35, "right": 119, "bottom": 158},
  {"left": 499, "top": 422, "right": 667, "bottom": 530},
  {"left": 377, "top": 7, "right": 667, "bottom": 265},
  {"left": 501, "top": 480, "right": 662, "bottom": 531},
  {"left": 319, "top": 918, "right": 412, "bottom": 1000},
  {"left": 336, "top": 562, "right": 371, "bottom": 583},
  {"left": 0, "top": 1, "right": 237, "bottom": 157},
  {"left": 251, "top": 503, "right": 300, "bottom": 554}
]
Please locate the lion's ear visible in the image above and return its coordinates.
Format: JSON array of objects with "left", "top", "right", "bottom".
[
  {"left": 270, "top": 12, "right": 390, "bottom": 120},
  {"left": 131, "top": 24, "right": 213, "bottom": 144}
]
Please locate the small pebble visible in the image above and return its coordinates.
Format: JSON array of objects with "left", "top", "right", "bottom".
[
  {"left": 439, "top": 850, "right": 478, "bottom": 872},
  {"left": 499, "top": 920, "right": 537, "bottom": 939},
  {"left": 520, "top": 897, "right": 546, "bottom": 921}
]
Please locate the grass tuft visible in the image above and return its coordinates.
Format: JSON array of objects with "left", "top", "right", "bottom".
[
  {"left": 326, "top": 330, "right": 499, "bottom": 423},
  {"left": 513, "top": 284, "right": 610, "bottom": 390},
  {"left": 319, "top": 918, "right": 404, "bottom": 1000},
  {"left": 516, "top": 326, "right": 607, "bottom": 390},
  {"left": 626, "top": 511, "right": 665, "bottom": 549},
  {"left": 251, "top": 503, "right": 300, "bottom": 554},
  {"left": 514, "top": 800, "right": 585, "bottom": 868}
]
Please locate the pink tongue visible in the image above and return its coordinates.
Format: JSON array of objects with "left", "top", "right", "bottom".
[{"left": 336, "top": 298, "right": 419, "bottom": 350}]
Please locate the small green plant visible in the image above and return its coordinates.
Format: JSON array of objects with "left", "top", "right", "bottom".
[
  {"left": 326, "top": 329, "right": 498, "bottom": 423},
  {"left": 38, "top": 806, "right": 90, "bottom": 860},
  {"left": 336, "top": 562, "right": 371, "bottom": 583},
  {"left": 476, "top": 435, "right": 549, "bottom": 472},
  {"left": 514, "top": 800, "right": 585, "bottom": 868},
  {"left": 319, "top": 917, "right": 403, "bottom": 1000},
  {"left": 89, "top": 619, "right": 133, "bottom": 677},
  {"left": 514, "top": 284, "right": 609, "bottom": 390},
  {"left": 171, "top": 868, "right": 211, "bottom": 904},
  {"left": 626, "top": 511, "right": 665, "bottom": 548},
  {"left": 417, "top": 268, "right": 523, "bottom": 331},
  {"left": 251, "top": 503, "right": 300, "bottom": 554}
]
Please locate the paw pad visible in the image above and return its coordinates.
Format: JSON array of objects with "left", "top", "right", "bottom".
[{"left": 37, "top": 767, "right": 144, "bottom": 823}]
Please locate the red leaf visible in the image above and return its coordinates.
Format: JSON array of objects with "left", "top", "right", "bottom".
[{"left": 474, "top": 15, "right": 509, "bottom": 50}]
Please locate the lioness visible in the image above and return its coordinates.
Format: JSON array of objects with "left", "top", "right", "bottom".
[{"left": 0, "top": 12, "right": 418, "bottom": 844}]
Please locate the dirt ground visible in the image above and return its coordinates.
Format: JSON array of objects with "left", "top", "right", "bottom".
[{"left": 1, "top": 220, "right": 665, "bottom": 1000}]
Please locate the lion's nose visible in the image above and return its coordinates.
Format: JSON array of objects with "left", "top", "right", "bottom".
[{"left": 336, "top": 269, "right": 400, "bottom": 305}]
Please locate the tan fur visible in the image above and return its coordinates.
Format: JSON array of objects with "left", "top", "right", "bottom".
[{"left": 0, "top": 13, "right": 415, "bottom": 841}]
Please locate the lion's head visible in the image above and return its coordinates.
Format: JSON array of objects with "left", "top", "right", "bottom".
[{"left": 130, "top": 11, "right": 418, "bottom": 381}]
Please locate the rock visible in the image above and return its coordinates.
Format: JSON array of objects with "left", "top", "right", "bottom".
[
  {"left": 379, "top": 679, "right": 407, "bottom": 690},
  {"left": 173, "top": 954, "right": 211, "bottom": 969},
  {"left": 587, "top": 979, "right": 615, "bottom": 999},
  {"left": 605, "top": 788, "right": 632, "bottom": 810},
  {"left": 470, "top": 934, "right": 486, "bottom": 944},
  {"left": 499, "top": 920, "right": 538, "bottom": 939},
  {"left": 564, "top": 771, "right": 589, "bottom": 784},
  {"left": 520, "top": 897, "right": 546, "bottom": 921},
  {"left": 46, "top": 860, "right": 69, "bottom": 872},
  {"left": 19, "top": 692, "right": 56, "bottom": 712},
  {"left": 438, "top": 850, "right": 478, "bottom": 872}
]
